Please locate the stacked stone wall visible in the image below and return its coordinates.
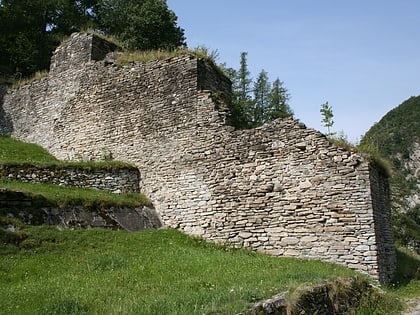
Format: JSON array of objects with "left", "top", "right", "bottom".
[
  {"left": 0, "top": 164, "right": 140, "bottom": 193},
  {"left": 0, "top": 189, "right": 161, "bottom": 231},
  {"left": 0, "top": 33, "right": 396, "bottom": 282}
]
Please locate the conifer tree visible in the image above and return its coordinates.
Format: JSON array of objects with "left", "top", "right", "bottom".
[
  {"left": 224, "top": 52, "right": 292, "bottom": 129},
  {"left": 229, "top": 52, "right": 254, "bottom": 129},
  {"left": 267, "top": 78, "right": 292, "bottom": 120},
  {"left": 252, "top": 69, "right": 271, "bottom": 126}
]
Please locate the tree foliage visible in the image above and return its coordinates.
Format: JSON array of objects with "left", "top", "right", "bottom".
[
  {"left": 268, "top": 78, "right": 292, "bottom": 121},
  {"left": 320, "top": 101, "right": 334, "bottom": 136},
  {"left": 0, "top": 0, "right": 97, "bottom": 78},
  {"left": 252, "top": 70, "right": 270, "bottom": 127},
  {"left": 96, "top": 0, "right": 185, "bottom": 50},
  {"left": 361, "top": 96, "right": 420, "bottom": 159},
  {"left": 0, "top": 0, "right": 185, "bottom": 80},
  {"left": 225, "top": 52, "right": 292, "bottom": 129}
]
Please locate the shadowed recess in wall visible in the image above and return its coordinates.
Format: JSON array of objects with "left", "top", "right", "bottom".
[{"left": 0, "top": 85, "right": 13, "bottom": 134}]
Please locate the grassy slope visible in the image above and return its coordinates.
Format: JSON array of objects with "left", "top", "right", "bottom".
[
  {"left": 0, "top": 135, "right": 59, "bottom": 165},
  {"left": 0, "top": 227, "right": 359, "bottom": 315}
]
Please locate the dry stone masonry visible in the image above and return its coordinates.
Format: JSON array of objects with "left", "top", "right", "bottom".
[
  {"left": 1, "top": 164, "right": 140, "bottom": 193},
  {"left": 0, "top": 33, "right": 396, "bottom": 282},
  {"left": 0, "top": 188, "right": 161, "bottom": 231}
]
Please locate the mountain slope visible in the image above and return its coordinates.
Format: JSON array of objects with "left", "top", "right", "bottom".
[{"left": 361, "top": 95, "right": 420, "bottom": 250}]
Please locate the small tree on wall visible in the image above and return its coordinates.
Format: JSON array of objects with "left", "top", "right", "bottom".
[{"left": 320, "top": 101, "right": 334, "bottom": 136}]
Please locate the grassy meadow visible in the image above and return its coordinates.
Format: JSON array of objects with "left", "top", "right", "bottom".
[{"left": 0, "top": 227, "right": 372, "bottom": 315}]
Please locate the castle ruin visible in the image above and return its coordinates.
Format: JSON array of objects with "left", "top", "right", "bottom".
[{"left": 0, "top": 33, "right": 396, "bottom": 283}]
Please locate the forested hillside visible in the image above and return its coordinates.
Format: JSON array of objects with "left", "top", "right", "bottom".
[{"left": 361, "top": 95, "right": 420, "bottom": 251}]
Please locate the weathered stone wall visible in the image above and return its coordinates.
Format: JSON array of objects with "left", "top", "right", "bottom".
[
  {"left": 0, "top": 164, "right": 140, "bottom": 193},
  {"left": 0, "top": 33, "right": 396, "bottom": 282},
  {"left": 369, "top": 164, "right": 396, "bottom": 282},
  {"left": 0, "top": 188, "right": 161, "bottom": 231}
]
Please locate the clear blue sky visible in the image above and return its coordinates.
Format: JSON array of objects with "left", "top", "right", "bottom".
[{"left": 167, "top": 0, "right": 420, "bottom": 143}]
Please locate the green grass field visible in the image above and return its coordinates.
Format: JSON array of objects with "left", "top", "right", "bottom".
[{"left": 0, "top": 227, "right": 381, "bottom": 315}]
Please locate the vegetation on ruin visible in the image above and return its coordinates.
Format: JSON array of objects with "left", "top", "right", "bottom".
[
  {"left": 0, "top": 135, "right": 149, "bottom": 207},
  {"left": 0, "top": 225, "right": 411, "bottom": 315},
  {"left": 0, "top": 135, "right": 59, "bottom": 165},
  {"left": 223, "top": 52, "right": 293, "bottom": 130},
  {"left": 10, "top": 70, "right": 49, "bottom": 89},
  {"left": 115, "top": 46, "right": 219, "bottom": 66},
  {"left": 0, "top": 179, "right": 151, "bottom": 209},
  {"left": 0, "top": 135, "right": 134, "bottom": 170}
]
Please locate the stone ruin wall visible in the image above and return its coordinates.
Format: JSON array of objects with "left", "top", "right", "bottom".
[
  {"left": 0, "top": 33, "right": 396, "bottom": 282},
  {"left": 0, "top": 164, "right": 140, "bottom": 193}
]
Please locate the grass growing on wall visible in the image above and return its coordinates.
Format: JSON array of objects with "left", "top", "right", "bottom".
[
  {"left": 0, "top": 135, "right": 59, "bottom": 165},
  {"left": 0, "top": 136, "right": 148, "bottom": 207},
  {"left": 116, "top": 46, "right": 219, "bottom": 66},
  {"left": 11, "top": 70, "right": 49, "bottom": 89},
  {"left": 0, "top": 180, "right": 150, "bottom": 208},
  {"left": 0, "top": 135, "right": 134, "bottom": 169}
]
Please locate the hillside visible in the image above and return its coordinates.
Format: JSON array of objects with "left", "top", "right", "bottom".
[{"left": 361, "top": 95, "right": 420, "bottom": 251}]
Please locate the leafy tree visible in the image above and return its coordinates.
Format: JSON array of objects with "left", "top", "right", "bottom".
[
  {"left": 393, "top": 205, "right": 420, "bottom": 251},
  {"left": 0, "top": 0, "right": 49, "bottom": 77},
  {"left": 320, "top": 101, "right": 334, "bottom": 136},
  {"left": 267, "top": 78, "right": 292, "bottom": 120},
  {"left": 0, "top": 0, "right": 185, "bottom": 79},
  {"left": 48, "top": 0, "right": 98, "bottom": 35},
  {"left": 0, "top": 0, "right": 97, "bottom": 78},
  {"left": 252, "top": 69, "right": 270, "bottom": 127},
  {"left": 97, "top": 0, "right": 185, "bottom": 50}
]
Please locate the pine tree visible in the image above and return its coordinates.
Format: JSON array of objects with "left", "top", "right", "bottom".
[
  {"left": 252, "top": 70, "right": 271, "bottom": 127},
  {"left": 223, "top": 52, "right": 293, "bottom": 129},
  {"left": 229, "top": 52, "right": 254, "bottom": 129},
  {"left": 267, "top": 78, "right": 292, "bottom": 120}
]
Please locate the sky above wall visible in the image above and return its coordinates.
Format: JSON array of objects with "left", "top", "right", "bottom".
[{"left": 166, "top": 0, "right": 420, "bottom": 143}]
